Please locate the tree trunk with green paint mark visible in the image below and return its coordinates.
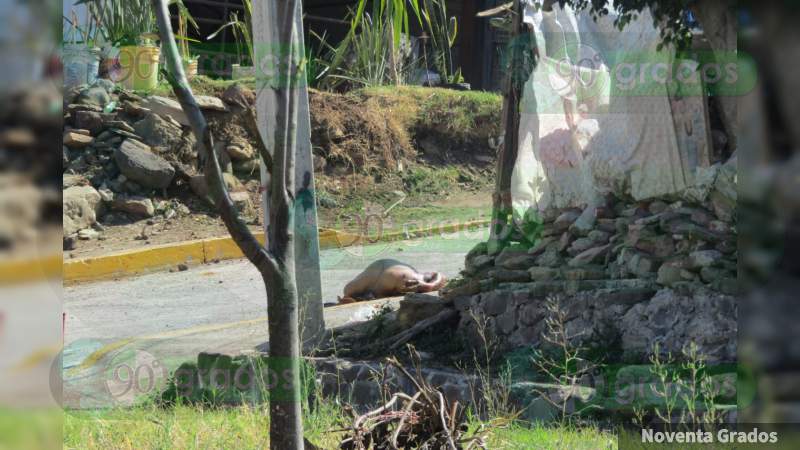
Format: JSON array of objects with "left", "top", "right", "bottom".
[{"left": 152, "top": 0, "right": 306, "bottom": 448}]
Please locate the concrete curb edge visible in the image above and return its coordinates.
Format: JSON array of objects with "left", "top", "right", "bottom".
[{"left": 63, "top": 219, "right": 491, "bottom": 283}]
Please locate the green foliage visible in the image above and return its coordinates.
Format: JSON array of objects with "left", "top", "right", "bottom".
[
  {"left": 461, "top": 310, "right": 519, "bottom": 420},
  {"left": 306, "top": 31, "right": 332, "bottom": 88},
  {"left": 402, "top": 165, "right": 460, "bottom": 197},
  {"left": 503, "top": 346, "right": 541, "bottom": 380},
  {"left": 328, "top": 11, "right": 396, "bottom": 87},
  {"left": 78, "top": 0, "right": 196, "bottom": 48},
  {"left": 63, "top": 401, "right": 347, "bottom": 449},
  {"left": 64, "top": 8, "right": 100, "bottom": 46},
  {"left": 519, "top": 207, "right": 544, "bottom": 246},
  {"left": 530, "top": 295, "right": 602, "bottom": 424},
  {"left": 175, "top": 2, "right": 200, "bottom": 62},
  {"left": 364, "top": 302, "right": 396, "bottom": 340},
  {"left": 481, "top": 421, "right": 617, "bottom": 449},
  {"left": 78, "top": 0, "right": 159, "bottom": 47},
  {"left": 158, "top": 355, "right": 319, "bottom": 408},
  {"left": 416, "top": 0, "right": 462, "bottom": 83},
  {"left": 0, "top": 408, "right": 61, "bottom": 450},
  {"left": 319, "top": 0, "right": 466, "bottom": 89},
  {"left": 414, "top": 88, "right": 501, "bottom": 140},
  {"left": 354, "top": 85, "right": 502, "bottom": 159},
  {"left": 631, "top": 342, "right": 730, "bottom": 431},
  {"left": 319, "top": 0, "right": 422, "bottom": 89},
  {"left": 207, "top": 0, "right": 252, "bottom": 65},
  {"left": 466, "top": 241, "right": 489, "bottom": 259}
]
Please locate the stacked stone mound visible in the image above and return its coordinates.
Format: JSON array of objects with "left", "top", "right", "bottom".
[
  {"left": 447, "top": 158, "right": 738, "bottom": 363},
  {"left": 62, "top": 80, "right": 258, "bottom": 242}
]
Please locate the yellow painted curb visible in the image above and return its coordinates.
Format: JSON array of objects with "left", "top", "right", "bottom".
[
  {"left": 0, "top": 254, "right": 61, "bottom": 284},
  {"left": 64, "top": 240, "right": 205, "bottom": 283},
  {"left": 63, "top": 220, "right": 490, "bottom": 284},
  {"left": 203, "top": 234, "right": 266, "bottom": 262}
]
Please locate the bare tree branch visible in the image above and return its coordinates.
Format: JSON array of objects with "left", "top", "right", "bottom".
[
  {"left": 151, "top": 0, "right": 277, "bottom": 276},
  {"left": 154, "top": 0, "right": 307, "bottom": 448}
]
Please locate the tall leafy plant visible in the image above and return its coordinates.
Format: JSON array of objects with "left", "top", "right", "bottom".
[
  {"left": 320, "top": 0, "right": 464, "bottom": 88},
  {"left": 307, "top": 30, "right": 332, "bottom": 88},
  {"left": 320, "top": 12, "right": 394, "bottom": 87},
  {"left": 79, "top": 0, "right": 193, "bottom": 47},
  {"left": 63, "top": 9, "right": 99, "bottom": 46},
  {"left": 78, "top": 0, "right": 157, "bottom": 47},
  {"left": 207, "top": 0, "right": 253, "bottom": 65},
  {"left": 321, "top": 0, "right": 421, "bottom": 89},
  {"left": 175, "top": 1, "right": 200, "bottom": 62},
  {"left": 416, "top": 0, "right": 461, "bottom": 84}
]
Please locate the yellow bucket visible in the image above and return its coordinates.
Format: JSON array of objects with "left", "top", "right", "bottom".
[
  {"left": 184, "top": 59, "right": 198, "bottom": 80},
  {"left": 118, "top": 45, "right": 160, "bottom": 91}
]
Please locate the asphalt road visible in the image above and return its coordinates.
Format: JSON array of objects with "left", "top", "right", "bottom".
[{"left": 61, "top": 230, "right": 487, "bottom": 408}]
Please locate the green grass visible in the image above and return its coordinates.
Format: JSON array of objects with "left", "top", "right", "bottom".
[
  {"left": 356, "top": 85, "right": 502, "bottom": 145},
  {"left": 319, "top": 203, "right": 491, "bottom": 238},
  {"left": 358, "top": 85, "right": 501, "bottom": 114},
  {"left": 388, "top": 204, "right": 490, "bottom": 228},
  {"left": 0, "top": 408, "right": 62, "bottom": 450},
  {"left": 64, "top": 403, "right": 617, "bottom": 449},
  {"left": 402, "top": 165, "right": 461, "bottom": 196},
  {"left": 486, "top": 422, "right": 617, "bottom": 450},
  {"left": 149, "top": 81, "right": 502, "bottom": 156},
  {"left": 63, "top": 402, "right": 344, "bottom": 450}
]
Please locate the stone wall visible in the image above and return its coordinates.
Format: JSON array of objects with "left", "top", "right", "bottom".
[
  {"left": 448, "top": 156, "right": 738, "bottom": 363},
  {"left": 454, "top": 280, "right": 736, "bottom": 363}
]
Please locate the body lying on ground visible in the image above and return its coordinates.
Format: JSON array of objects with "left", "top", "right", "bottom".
[{"left": 338, "top": 259, "right": 446, "bottom": 304}]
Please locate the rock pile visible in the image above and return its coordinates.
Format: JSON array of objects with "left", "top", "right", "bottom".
[
  {"left": 62, "top": 80, "right": 260, "bottom": 245},
  {"left": 447, "top": 155, "right": 738, "bottom": 363},
  {"left": 0, "top": 84, "right": 62, "bottom": 250}
]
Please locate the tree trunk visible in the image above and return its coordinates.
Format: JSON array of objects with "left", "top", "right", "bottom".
[
  {"left": 489, "top": 0, "right": 535, "bottom": 254},
  {"left": 260, "top": 2, "right": 305, "bottom": 447},
  {"left": 264, "top": 265, "right": 303, "bottom": 450},
  {"left": 690, "top": 0, "right": 738, "bottom": 152},
  {"left": 253, "top": 3, "right": 325, "bottom": 351},
  {"left": 152, "top": 0, "right": 306, "bottom": 448},
  {"left": 265, "top": 5, "right": 303, "bottom": 439}
]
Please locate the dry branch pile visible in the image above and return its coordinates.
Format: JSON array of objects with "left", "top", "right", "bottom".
[{"left": 337, "top": 356, "right": 490, "bottom": 450}]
